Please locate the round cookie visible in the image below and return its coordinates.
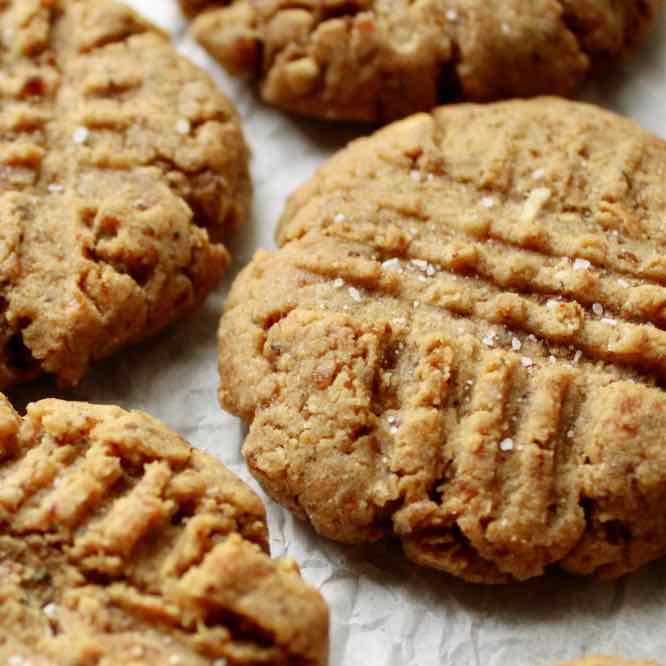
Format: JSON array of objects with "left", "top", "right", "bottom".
[
  {"left": 0, "top": 0, "right": 251, "bottom": 389},
  {"left": 181, "top": 0, "right": 662, "bottom": 122},
  {"left": 0, "top": 395, "right": 329, "bottom": 666},
  {"left": 219, "top": 98, "right": 666, "bottom": 583}
]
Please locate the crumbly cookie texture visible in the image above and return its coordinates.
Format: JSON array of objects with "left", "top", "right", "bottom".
[
  {"left": 560, "top": 656, "right": 659, "bottom": 666},
  {"left": 219, "top": 98, "right": 666, "bottom": 583},
  {"left": 0, "top": 0, "right": 251, "bottom": 389},
  {"left": 0, "top": 395, "right": 329, "bottom": 666},
  {"left": 181, "top": 0, "right": 661, "bottom": 122}
]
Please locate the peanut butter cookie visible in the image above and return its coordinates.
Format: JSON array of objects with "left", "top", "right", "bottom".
[
  {"left": 219, "top": 98, "right": 666, "bottom": 583},
  {"left": 0, "top": 0, "right": 251, "bottom": 389},
  {"left": 181, "top": 0, "right": 662, "bottom": 122},
  {"left": 0, "top": 395, "right": 329, "bottom": 665}
]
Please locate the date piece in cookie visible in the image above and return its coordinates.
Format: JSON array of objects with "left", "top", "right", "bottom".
[
  {"left": 0, "top": 395, "right": 329, "bottom": 666},
  {"left": 180, "top": 0, "right": 662, "bottom": 122},
  {"left": 0, "top": 0, "right": 251, "bottom": 389},
  {"left": 219, "top": 97, "right": 666, "bottom": 584}
]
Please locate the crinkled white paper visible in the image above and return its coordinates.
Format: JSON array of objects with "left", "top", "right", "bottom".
[{"left": 14, "top": 4, "right": 666, "bottom": 665}]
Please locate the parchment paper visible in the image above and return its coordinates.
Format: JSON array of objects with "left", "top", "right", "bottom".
[{"left": 13, "top": 4, "right": 666, "bottom": 665}]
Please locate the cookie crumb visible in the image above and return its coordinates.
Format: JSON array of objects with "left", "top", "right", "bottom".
[
  {"left": 72, "top": 126, "right": 89, "bottom": 144},
  {"left": 348, "top": 287, "right": 362, "bottom": 302},
  {"left": 176, "top": 118, "right": 191, "bottom": 135},
  {"left": 499, "top": 438, "right": 514, "bottom": 451}
]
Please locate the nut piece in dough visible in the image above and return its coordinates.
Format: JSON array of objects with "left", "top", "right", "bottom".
[
  {"left": 0, "top": 0, "right": 252, "bottom": 389},
  {"left": 0, "top": 394, "right": 329, "bottom": 666},
  {"left": 219, "top": 98, "right": 666, "bottom": 583},
  {"left": 181, "top": 0, "right": 662, "bottom": 122}
]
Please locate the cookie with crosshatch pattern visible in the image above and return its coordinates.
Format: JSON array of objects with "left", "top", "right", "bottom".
[
  {"left": 180, "top": 0, "right": 662, "bottom": 122},
  {"left": 0, "top": 395, "right": 328, "bottom": 665},
  {"left": 0, "top": 0, "right": 250, "bottom": 389},
  {"left": 219, "top": 97, "right": 666, "bottom": 583}
]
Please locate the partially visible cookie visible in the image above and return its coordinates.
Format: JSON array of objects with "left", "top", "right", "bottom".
[
  {"left": 0, "top": 395, "right": 329, "bottom": 666},
  {"left": 560, "top": 656, "right": 659, "bottom": 666},
  {"left": 181, "top": 0, "right": 662, "bottom": 122},
  {"left": 0, "top": 0, "right": 251, "bottom": 389},
  {"left": 218, "top": 98, "right": 666, "bottom": 583}
]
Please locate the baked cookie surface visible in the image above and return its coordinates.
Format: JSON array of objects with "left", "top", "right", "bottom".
[
  {"left": 0, "top": 0, "right": 251, "bottom": 389},
  {"left": 219, "top": 98, "right": 666, "bottom": 583},
  {"left": 0, "top": 395, "right": 328, "bottom": 666},
  {"left": 181, "top": 0, "right": 661, "bottom": 122}
]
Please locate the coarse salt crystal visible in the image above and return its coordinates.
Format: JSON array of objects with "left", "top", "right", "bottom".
[
  {"left": 382, "top": 258, "right": 401, "bottom": 271},
  {"left": 521, "top": 356, "right": 534, "bottom": 368},
  {"left": 73, "top": 126, "right": 89, "bottom": 144},
  {"left": 389, "top": 426, "right": 399, "bottom": 435},
  {"left": 176, "top": 118, "right": 191, "bottom": 135},
  {"left": 413, "top": 300, "right": 420, "bottom": 308},
  {"left": 348, "top": 287, "right": 362, "bottom": 302},
  {"left": 532, "top": 168, "right": 545, "bottom": 180},
  {"left": 43, "top": 603, "right": 57, "bottom": 618},
  {"left": 446, "top": 8, "right": 458, "bottom": 21},
  {"left": 333, "top": 212, "right": 346, "bottom": 223},
  {"left": 499, "top": 438, "right": 514, "bottom": 452},
  {"left": 482, "top": 332, "right": 496, "bottom": 347},
  {"left": 546, "top": 299, "right": 559, "bottom": 309},
  {"left": 573, "top": 350, "right": 582, "bottom": 364},
  {"left": 426, "top": 264, "right": 436, "bottom": 277},
  {"left": 409, "top": 227, "right": 418, "bottom": 236},
  {"left": 410, "top": 169, "right": 422, "bottom": 182},
  {"left": 48, "top": 183, "right": 64, "bottom": 193},
  {"left": 411, "top": 259, "right": 429, "bottom": 271},
  {"left": 548, "top": 355, "right": 556, "bottom": 364},
  {"left": 481, "top": 196, "right": 496, "bottom": 209},
  {"left": 511, "top": 337, "right": 522, "bottom": 351},
  {"left": 427, "top": 173, "right": 435, "bottom": 182},
  {"left": 602, "top": 317, "right": 618, "bottom": 325},
  {"left": 573, "top": 258, "right": 591, "bottom": 271},
  {"left": 592, "top": 303, "right": 603, "bottom": 316},
  {"left": 618, "top": 278, "right": 630, "bottom": 288},
  {"left": 333, "top": 278, "right": 344, "bottom": 288}
]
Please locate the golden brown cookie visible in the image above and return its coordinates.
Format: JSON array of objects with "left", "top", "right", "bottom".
[
  {"left": 218, "top": 97, "right": 666, "bottom": 583},
  {"left": 0, "top": 0, "right": 251, "bottom": 389},
  {"left": 180, "top": 0, "right": 662, "bottom": 122},
  {"left": 560, "top": 656, "right": 659, "bottom": 666},
  {"left": 0, "top": 395, "right": 329, "bottom": 666}
]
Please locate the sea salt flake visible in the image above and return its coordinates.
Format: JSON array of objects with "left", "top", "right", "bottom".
[
  {"left": 499, "top": 438, "right": 514, "bottom": 452},
  {"left": 426, "top": 264, "right": 436, "bottom": 277},
  {"left": 481, "top": 196, "right": 496, "bottom": 209},
  {"left": 602, "top": 317, "right": 618, "bottom": 325},
  {"left": 389, "top": 426, "right": 399, "bottom": 435},
  {"left": 48, "top": 183, "right": 64, "bottom": 193},
  {"left": 413, "top": 300, "right": 420, "bottom": 308},
  {"left": 546, "top": 299, "right": 559, "bottom": 309},
  {"left": 446, "top": 8, "right": 458, "bottom": 21},
  {"left": 521, "top": 356, "right": 534, "bottom": 368},
  {"left": 410, "top": 169, "right": 422, "bottom": 182},
  {"left": 511, "top": 337, "right": 522, "bottom": 351},
  {"left": 333, "top": 278, "right": 344, "bottom": 288},
  {"left": 573, "top": 258, "right": 591, "bottom": 271},
  {"left": 548, "top": 355, "right": 556, "bottom": 364},
  {"left": 348, "top": 287, "right": 362, "bottom": 302},
  {"left": 532, "top": 168, "right": 545, "bottom": 180},
  {"left": 618, "top": 278, "right": 630, "bottom": 288},
  {"left": 592, "top": 302, "right": 603, "bottom": 316},
  {"left": 409, "top": 227, "right": 418, "bottom": 236},
  {"left": 176, "top": 118, "right": 191, "bottom": 135},
  {"left": 382, "top": 258, "right": 401, "bottom": 271},
  {"left": 73, "top": 126, "right": 89, "bottom": 144},
  {"left": 482, "top": 333, "right": 496, "bottom": 347},
  {"left": 333, "top": 212, "right": 346, "bottom": 223},
  {"left": 573, "top": 350, "right": 582, "bottom": 364},
  {"left": 43, "top": 603, "right": 57, "bottom": 619},
  {"left": 418, "top": 275, "right": 427, "bottom": 282}
]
